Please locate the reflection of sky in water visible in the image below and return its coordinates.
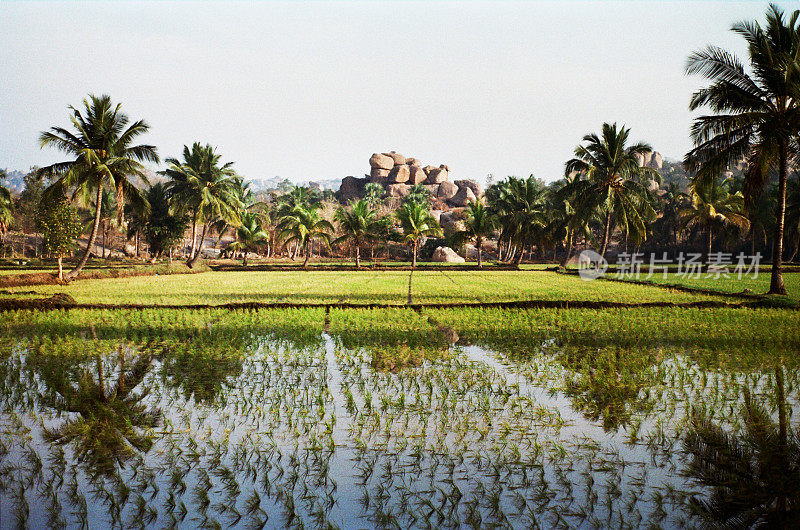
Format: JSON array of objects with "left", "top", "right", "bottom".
[{"left": 0, "top": 333, "right": 795, "bottom": 528}]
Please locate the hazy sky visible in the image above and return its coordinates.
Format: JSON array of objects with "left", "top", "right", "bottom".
[{"left": 0, "top": 1, "right": 791, "bottom": 183}]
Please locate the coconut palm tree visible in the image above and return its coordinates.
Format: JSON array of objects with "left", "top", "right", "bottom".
[
  {"left": 683, "top": 365, "right": 800, "bottom": 528},
  {"left": 679, "top": 176, "right": 750, "bottom": 262},
  {"left": 38, "top": 94, "right": 158, "bottom": 279},
  {"left": 396, "top": 200, "right": 442, "bottom": 269},
  {"left": 684, "top": 4, "right": 800, "bottom": 294},
  {"left": 452, "top": 200, "right": 495, "bottom": 268},
  {"left": 561, "top": 123, "right": 658, "bottom": 260},
  {"left": 489, "top": 176, "right": 548, "bottom": 264},
  {"left": 334, "top": 199, "right": 379, "bottom": 268},
  {"left": 229, "top": 212, "right": 268, "bottom": 265},
  {"left": 0, "top": 169, "right": 13, "bottom": 253},
  {"left": 142, "top": 183, "right": 187, "bottom": 262},
  {"left": 162, "top": 143, "right": 242, "bottom": 267},
  {"left": 276, "top": 203, "right": 334, "bottom": 268}
]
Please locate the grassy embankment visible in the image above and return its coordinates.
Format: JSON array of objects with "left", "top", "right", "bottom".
[{"left": 0, "top": 270, "right": 739, "bottom": 305}]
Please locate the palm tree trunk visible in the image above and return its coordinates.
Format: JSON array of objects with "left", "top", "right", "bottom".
[
  {"left": 476, "top": 237, "right": 483, "bottom": 268},
  {"left": 187, "top": 223, "right": 207, "bottom": 268},
  {"left": 189, "top": 212, "right": 197, "bottom": 259},
  {"left": 562, "top": 228, "right": 574, "bottom": 267},
  {"left": 706, "top": 226, "right": 713, "bottom": 265},
  {"left": 57, "top": 256, "right": 64, "bottom": 282},
  {"left": 135, "top": 231, "right": 140, "bottom": 258},
  {"left": 303, "top": 242, "right": 310, "bottom": 268},
  {"left": 355, "top": 243, "right": 361, "bottom": 269},
  {"left": 600, "top": 211, "right": 612, "bottom": 259},
  {"left": 102, "top": 222, "right": 107, "bottom": 259},
  {"left": 65, "top": 184, "right": 104, "bottom": 280},
  {"left": 412, "top": 240, "right": 418, "bottom": 268},
  {"left": 243, "top": 252, "right": 248, "bottom": 266},
  {"left": 770, "top": 141, "right": 788, "bottom": 294}
]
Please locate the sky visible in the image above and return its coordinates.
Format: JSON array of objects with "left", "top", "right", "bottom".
[{"left": 0, "top": 1, "right": 790, "bottom": 184}]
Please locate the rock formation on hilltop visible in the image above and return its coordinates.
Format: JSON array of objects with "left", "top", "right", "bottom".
[{"left": 338, "top": 151, "right": 484, "bottom": 212}]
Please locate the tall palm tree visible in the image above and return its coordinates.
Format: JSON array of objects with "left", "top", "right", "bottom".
[
  {"left": 276, "top": 203, "right": 334, "bottom": 268},
  {"left": 683, "top": 365, "right": 800, "bottom": 528},
  {"left": 562, "top": 123, "right": 658, "bottom": 259},
  {"left": 680, "top": 176, "right": 750, "bottom": 262},
  {"left": 396, "top": 200, "right": 442, "bottom": 269},
  {"left": 684, "top": 4, "right": 800, "bottom": 294},
  {"left": 162, "top": 143, "right": 242, "bottom": 267},
  {"left": 489, "top": 176, "right": 548, "bottom": 264},
  {"left": 452, "top": 200, "right": 495, "bottom": 268},
  {"left": 0, "top": 169, "right": 13, "bottom": 253},
  {"left": 38, "top": 94, "right": 158, "bottom": 279},
  {"left": 229, "top": 211, "right": 268, "bottom": 266},
  {"left": 334, "top": 199, "right": 379, "bottom": 268}
]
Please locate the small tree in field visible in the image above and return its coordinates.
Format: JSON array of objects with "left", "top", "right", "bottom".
[{"left": 37, "top": 198, "right": 82, "bottom": 281}]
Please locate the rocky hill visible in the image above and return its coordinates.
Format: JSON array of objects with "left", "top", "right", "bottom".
[{"left": 338, "top": 151, "right": 484, "bottom": 210}]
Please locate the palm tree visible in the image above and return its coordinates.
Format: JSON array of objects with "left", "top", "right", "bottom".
[
  {"left": 0, "top": 169, "right": 13, "bottom": 254},
  {"left": 276, "top": 203, "right": 334, "bottom": 268},
  {"left": 562, "top": 123, "right": 658, "bottom": 259},
  {"left": 334, "top": 199, "right": 379, "bottom": 268},
  {"left": 452, "top": 200, "right": 495, "bottom": 268},
  {"left": 489, "top": 176, "right": 548, "bottom": 264},
  {"left": 684, "top": 4, "right": 800, "bottom": 295},
  {"left": 38, "top": 94, "right": 158, "bottom": 279},
  {"left": 142, "top": 183, "right": 187, "bottom": 262},
  {"left": 229, "top": 212, "right": 268, "bottom": 266},
  {"left": 683, "top": 365, "right": 800, "bottom": 528},
  {"left": 162, "top": 143, "right": 242, "bottom": 267},
  {"left": 679, "top": 176, "right": 750, "bottom": 262},
  {"left": 396, "top": 200, "right": 442, "bottom": 269}
]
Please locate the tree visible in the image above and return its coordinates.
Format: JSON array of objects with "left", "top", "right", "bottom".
[
  {"left": 680, "top": 175, "right": 750, "bottom": 262},
  {"left": 36, "top": 197, "right": 82, "bottom": 281},
  {"left": 488, "top": 176, "right": 548, "bottom": 264},
  {"left": 364, "top": 182, "right": 385, "bottom": 206},
  {"left": 334, "top": 199, "right": 379, "bottom": 268},
  {"left": 562, "top": 123, "right": 658, "bottom": 259},
  {"left": 142, "top": 183, "right": 187, "bottom": 261},
  {"left": 0, "top": 169, "right": 13, "bottom": 254},
  {"left": 276, "top": 203, "right": 334, "bottom": 268},
  {"left": 684, "top": 4, "right": 800, "bottom": 294},
  {"left": 403, "top": 184, "right": 432, "bottom": 207},
  {"left": 452, "top": 200, "right": 495, "bottom": 268},
  {"left": 162, "top": 143, "right": 242, "bottom": 267},
  {"left": 396, "top": 200, "right": 441, "bottom": 269},
  {"left": 38, "top": 94, "right": 158, "bottom": 279},
  {"left": 229, "top": 212, "right": 268, "bottom": 265}
]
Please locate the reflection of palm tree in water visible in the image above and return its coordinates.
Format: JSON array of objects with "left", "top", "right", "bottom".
[
  {"left": 39, "top": 346, "right": 161, "bottom": 476},
  {"left": 684, "top": 364, "right": 800, "bottom": 528}
]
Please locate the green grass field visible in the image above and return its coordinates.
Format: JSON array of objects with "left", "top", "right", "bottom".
[
  {"left": 1, "top": 270, "right": 737, "bottom": 305},
  {"left": 609, "top": 271, "right": 800, "bottom": 300}
]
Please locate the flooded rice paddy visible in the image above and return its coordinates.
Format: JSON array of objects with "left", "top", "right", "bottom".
[{"left": 0, "top": 308, "right": 798, "bottom": 528}]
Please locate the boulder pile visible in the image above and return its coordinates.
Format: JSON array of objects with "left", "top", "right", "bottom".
[{"left": 339, "top": 151, "right": 484, "bottom": 211}]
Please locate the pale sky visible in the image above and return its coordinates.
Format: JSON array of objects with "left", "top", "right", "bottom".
[{"left": 0, "top": 1, "right": 789, "bottom": 183}]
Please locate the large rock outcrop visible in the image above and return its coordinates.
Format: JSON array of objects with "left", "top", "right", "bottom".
[
  {"left": 339, "top": 176, "right": 367, "bottom": 202},
  {"left": 341, "top": 151, "right": 485, "bottom": 210}
]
